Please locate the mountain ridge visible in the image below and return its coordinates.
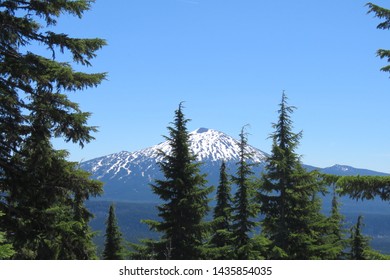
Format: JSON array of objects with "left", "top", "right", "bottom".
[{"left": 80, "top": 128, "right": 388, "bottom": 202}]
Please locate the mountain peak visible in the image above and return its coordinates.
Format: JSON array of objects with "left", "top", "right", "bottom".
[
  {"left": 187, "top": 128, "right": 267, "bottom": 162},
  {"left": 322, "top": 164, "right": 389, "bottom": 176},
  {"left": 332, "top": 164, "right": 350, "bottom": 172},
  {"left": 194, "top": 127, "right": 209, "bottom": 133},
  {"left": 79, "top": 130, "right": 388, "bottom": 203},
  {"left": 81, "top": 128, "right": 269, "bottom": 183}
]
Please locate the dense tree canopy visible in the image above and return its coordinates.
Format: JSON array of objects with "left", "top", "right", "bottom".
[
  {"left": 0, "top": 0, "right": 106, "bottom": 156},
  {"left": 0, "top": 0, "right": 105, "bottom": 259}
]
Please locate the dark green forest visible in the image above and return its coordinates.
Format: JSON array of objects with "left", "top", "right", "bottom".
[{"left": 1, "top": 0, "right": 390, "bottom": 260}]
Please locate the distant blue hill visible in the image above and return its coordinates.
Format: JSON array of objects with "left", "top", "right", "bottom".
[{"left": 319, "top": 164, "right": 389, "bottom": 176}]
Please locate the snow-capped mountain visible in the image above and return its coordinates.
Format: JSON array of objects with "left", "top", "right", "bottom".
[
  {"left": 81, "top": 128, "right": 268, "bottom": 202},
  {"left": 188, "top": 128, "right": 267, "bottom": 162},
  {"left": 81, "top": 128, "right": 388, "bottom": 202}
]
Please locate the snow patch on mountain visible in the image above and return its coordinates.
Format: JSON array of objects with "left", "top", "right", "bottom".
[
  {"left": 79, "top": 128, "right": 388, "bottom": 202},
  {"left": 81, "top": 128, "right": 268, "bottom": 183},
  {"left": 188, "top": 128, "right": 267, "bottom": 162}
]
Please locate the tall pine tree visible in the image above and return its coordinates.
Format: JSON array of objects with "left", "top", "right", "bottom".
[
  {"left": 324, "top": 188, "right": 347, "bottom": 259},
  {"left": 0, "top": 1, "right": 105, "bottom": 259},
  {"left": 350, "top": 215, "right": 369, "bottom": 260},
  {"left": 208, "top": 161, "right": 234, "bottom": 259},
  {"left": 103, "top": 204, "right": 124, "bottom": 260},
  {"left": 144, "top": 103, "right": 212, "bottom": 260},
  {"left": 259, "top": 92, "right": 328, "bottom": 259},
  {"left": 231, "top": 126, "right": 258, "bottom": 260}
]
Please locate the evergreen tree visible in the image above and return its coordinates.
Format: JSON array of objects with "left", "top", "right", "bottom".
[
  {"left": 367, "top": 3, "right": 390, "bottom": 76},
  {"left": 348, "top": 215, "right": 390, "bottom": 260},
  {"left": 337, "top": 175, "right": 390, "bottom": 201},
  {"left": 208, "top": 161, "right": 234, "bottom": 259},
  {"left": 313, "top": 188, "right": 347, "bottom": 260},
  {"left": 129, "top": 238, "right": 159, "bottom": 260},
  {"left": 0, "top": 231, "right": 14, "bottom": 259},
  {"left": 330, "top": 189, "right": 343, "bottom": 240},
  {"left": 259, "top": 92, "right": 328, "bottom": 259},
  {"left": 325, "top": 188, "right": 347, "bottom": 259},
  {"left": 4, "top": 145, "right": 102, "bottom": 259},
  {"left": 144, "top": 103, "right": 212, "bottom": 260},
  {"left": 350, "top": 215, "right": 369, "bottom": 260},
  {"left": 231, "top": 126, "right": 258, "bottom": 259},
  {"left": 0, "top": 1, "right": 105, "bottom": 259},
  {"left": 103, "top": 204, "right": 124, "bottom": 260}
]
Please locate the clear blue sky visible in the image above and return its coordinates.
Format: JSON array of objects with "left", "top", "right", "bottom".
[{"left": 52, "top": 0, "right": 390, "bottom": 172}]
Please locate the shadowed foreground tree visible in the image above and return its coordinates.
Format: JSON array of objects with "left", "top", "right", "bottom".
[{"left": 0, "top": 0, "right": 106, "bottom": 259}]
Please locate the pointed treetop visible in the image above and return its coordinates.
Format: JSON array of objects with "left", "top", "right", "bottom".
[
  {"left": 271, "top": 91, "right": 302, "bottom": 151},
  {"left": 277, "top": 91, "right": 296, "bottom": 126},
  {"left": 195, "top": 128, "right": 209, "bottom": 134}
]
